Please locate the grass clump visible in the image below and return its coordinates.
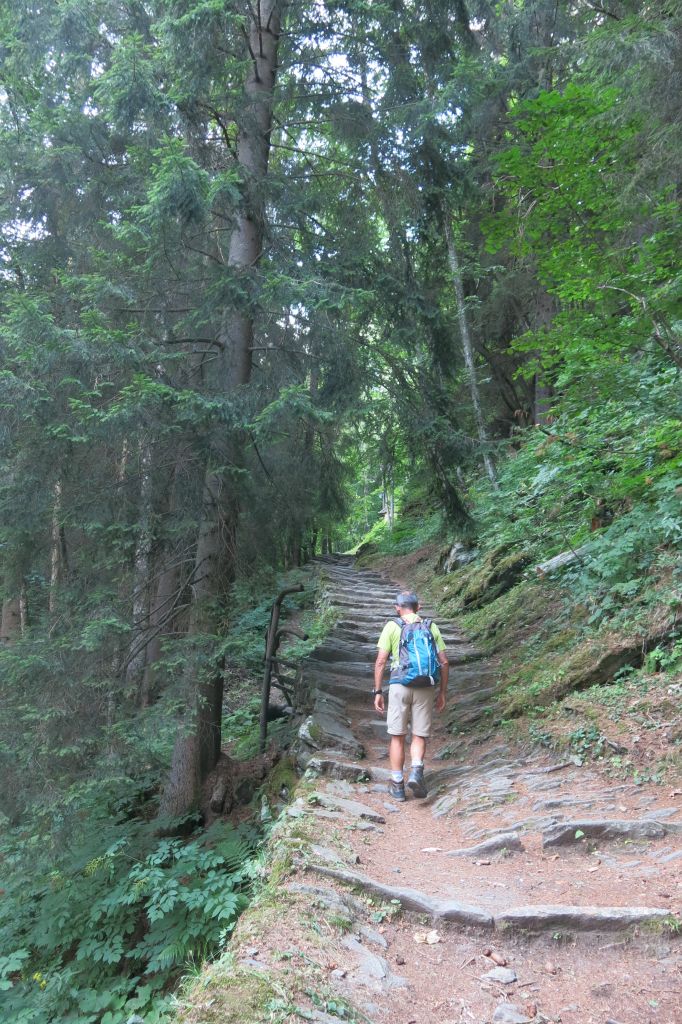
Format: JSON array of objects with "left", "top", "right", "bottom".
[{"left": 175, "top": 966, "right": 281, "bottom": 1024}]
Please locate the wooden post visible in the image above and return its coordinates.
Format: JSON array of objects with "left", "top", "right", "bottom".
[{"left": 259, "top": 584, "right": 303, "bottom": 753}]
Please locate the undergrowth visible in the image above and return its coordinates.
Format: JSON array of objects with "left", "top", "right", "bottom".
[
  {"left": 0, "top": 788, "right": 260, "bottom": 1024},
  {"left": 468, "top": 360, "right": 681, "bottom": 627},
  {"left": 0, "top": 564, "right": 330, "bottom": 1024}
]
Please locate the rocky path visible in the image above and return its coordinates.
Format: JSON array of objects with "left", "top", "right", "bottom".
[{"left": 286, "top": 555, "right": 681, "bottom": 1024}]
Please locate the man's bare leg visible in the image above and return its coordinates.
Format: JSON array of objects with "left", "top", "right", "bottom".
[
  {"left": 389, "top": 734, "right": 406, "bottom": 773},
  {"left": 408, "top": 734, "right": 428, "bottom": 797},
  {"left": 410, "top": 734, "right": 426, "bottom": 765}
]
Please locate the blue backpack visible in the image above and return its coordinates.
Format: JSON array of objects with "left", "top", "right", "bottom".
[{"left": 390, "top": 618, "right": 440, "bottom": 688}]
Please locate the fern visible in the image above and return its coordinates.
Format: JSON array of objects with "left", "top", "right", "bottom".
[{"left": 0, "top": 816, "right": 258, "bottom": 1023}]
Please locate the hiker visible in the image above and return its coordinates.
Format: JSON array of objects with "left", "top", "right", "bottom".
[{"left": 373, "top": 591, "right": 449, "bottom": 801}]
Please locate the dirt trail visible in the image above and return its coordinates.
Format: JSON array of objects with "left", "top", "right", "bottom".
[{"left": 289, "top": 555, "right": 682, "bottom": 1024}]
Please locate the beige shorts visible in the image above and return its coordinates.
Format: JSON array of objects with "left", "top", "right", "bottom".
[{"left": 387, "top": 684, "right": 436, "bottom": 737}]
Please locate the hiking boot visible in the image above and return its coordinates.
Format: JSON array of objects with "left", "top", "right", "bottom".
[
  {"left": 387, "top": 780, "right": 406, "bottom": 802},
  {"left": 407, "top": 765, "right": 428, "bottom": 798}
]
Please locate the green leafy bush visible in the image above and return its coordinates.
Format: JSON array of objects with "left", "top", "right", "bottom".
[
  {"left": 0, "top": 811, "right": 258, "bottom": 1024},
  {"left": 470, "top": 359, "right": 681, "bottom": 620}
]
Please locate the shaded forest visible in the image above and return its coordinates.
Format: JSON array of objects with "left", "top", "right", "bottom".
[{"left": 0, "top": 1, "right": 680, "bottom": 1020}]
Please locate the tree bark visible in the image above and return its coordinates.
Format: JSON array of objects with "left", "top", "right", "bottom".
[
  {"left": 442, "top": 211, "right": 498, "bottom": 489},
  {"left": 126, "top": 441, "right": 153, "bottom": 690},
  {"left": 1, "top": 597, "right": 21, "bottom": 643},
  {"left": 138, "top": 557, "right": 180, "bottom": 707},
  {"left": 158, "top": 0, "right": 285, "bottom": 822},
  {"left": 48, "top": 479, "right": 67, "bottom": 621}
]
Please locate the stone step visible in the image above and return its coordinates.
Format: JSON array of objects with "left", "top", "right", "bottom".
[
  {"left": 306, "top": 659, "right": 376, "bottom": 678},
  {"left": 311, "top": 638, "right": 473, "bottom": 664},
  {"left": 298, "top": 710, "right": 365, "bottom": 760},
  {"left": 315, "top": 677, "right": 374, "bottom": 701},
  {"left": 333, "top": 623, "right": 468, "bottom": 645},
  {"left": 305, "top": 755, "right": 391, "bottom": 783},
  {"left": 329, "top": 601, "right": 445, "bottom": 618},
  {"left": 332, "top": 627, "right": 469, "bottom": 646},
  {"left": 325, "top": 585, "right": 399, "bottom": 597},
  {"left": 307, "top": 865, "right": 671, "bottom": 933},
  {"left": 542, "top": 818, "right": 682, "bottom": 847},
  {"left": 309, "top": 790, "right": 386, "bottom": 823},
  {"left": 328, "top": 599, "right": 401, "bottom": 609},
  {"left": 327, "top": 625, "right": 468, "bottom": 648},
  {"left": 306, "top": 648, "right": 483, "bottom": 676}
]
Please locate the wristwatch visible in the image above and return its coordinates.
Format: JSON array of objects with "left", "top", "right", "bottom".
[{"left": 372, "top": 688, "right": 383, "bottom": 699}]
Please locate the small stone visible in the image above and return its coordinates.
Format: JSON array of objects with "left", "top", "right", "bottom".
[
  {"left": 330, "top": 968, "right": 346, "bottom": 980},
  {"left": 360, "top": 925, "right": 388, "bottom": 949},
  {"left": 492, "top": 1004, "right": 532, "bottom": 1024},
  {"left": 239, "top": 957, "right": 267, "bottom": 970},
  {"left": 488, "top": 952, "right": 508, "bottom": 966},
  {"left": 482, "top": 967, "right": 517, "bottom": 984},
  {"left": 395, "top": 954, "right": 406, "bottom": 965}
]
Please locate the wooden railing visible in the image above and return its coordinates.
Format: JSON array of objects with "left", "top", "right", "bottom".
[{"left": 259, "top": 584, "right": 308, "bottom": 753}]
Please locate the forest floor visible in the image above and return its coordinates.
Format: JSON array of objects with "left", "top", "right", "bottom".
[{"left": 178, "top": 555, "right": 682, "bottom": 1024}]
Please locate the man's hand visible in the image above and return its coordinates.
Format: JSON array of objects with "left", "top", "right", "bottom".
[
  {"left": 435, "top": 690, "right": 446, "bottom": 713},
  {"left": 374, "top": 649, "right": 389, "bottom": 716}
]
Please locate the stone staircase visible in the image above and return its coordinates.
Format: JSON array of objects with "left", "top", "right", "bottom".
[{"left": 294, "top": 555, "right": 681, "bottom": 938}]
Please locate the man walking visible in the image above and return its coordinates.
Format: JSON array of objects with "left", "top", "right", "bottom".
[{"left": 373, "top": 591, "right": 449, "bottom": 801}]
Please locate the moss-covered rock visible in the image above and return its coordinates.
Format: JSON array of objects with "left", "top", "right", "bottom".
[
  {"left": 177, "top": 968, "right": 279, "bottom": 1024},
  {"left": 459, "top": 546, "right": 531, "bottom": 610},
  {"left": 437, "top": 541, "right": 479, "bottom": 574},
  {"left": 500, "top": 627, "right": 674, "bottom": 717}
]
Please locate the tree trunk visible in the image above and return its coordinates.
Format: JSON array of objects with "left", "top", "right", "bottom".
[
  {"left": 442, "top": 211, "right": 498, "bottom": 489},
  {"left": 126, "top": 441, "right": 153, "bottom": 689},
  {"left": 19, "top": 584, "right": 28, "bottom": 633},
  {"left": 532, "top": 287, "right": 557, "bottom": 425},
  {"left": 1, "top": 597, "right": 21, "bottom": 643},
  {"left": 138, "top": 558, "right": 180, "bottom": 707},
  {"left": 48, "top": 479, "right": 67, "bottom": 621},
  {"left": 158, "top": 0, "right": 285, "bottom": 822}
]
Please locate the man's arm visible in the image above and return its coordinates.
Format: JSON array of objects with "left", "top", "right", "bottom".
[
  {"left": 374, "top": 649, "right": 389, "bottom": 714},
  {"left": 435, "top": 650, "right": 449, "bottom": 712}
]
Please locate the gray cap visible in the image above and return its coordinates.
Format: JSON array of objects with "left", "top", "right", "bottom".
[{"left": 395, "top": 591, "right": 419, "bottom": 607}]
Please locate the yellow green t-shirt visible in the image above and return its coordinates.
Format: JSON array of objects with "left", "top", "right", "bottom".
[{"left": 377, "top": 613, "right": 445, "bottom": 672}]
